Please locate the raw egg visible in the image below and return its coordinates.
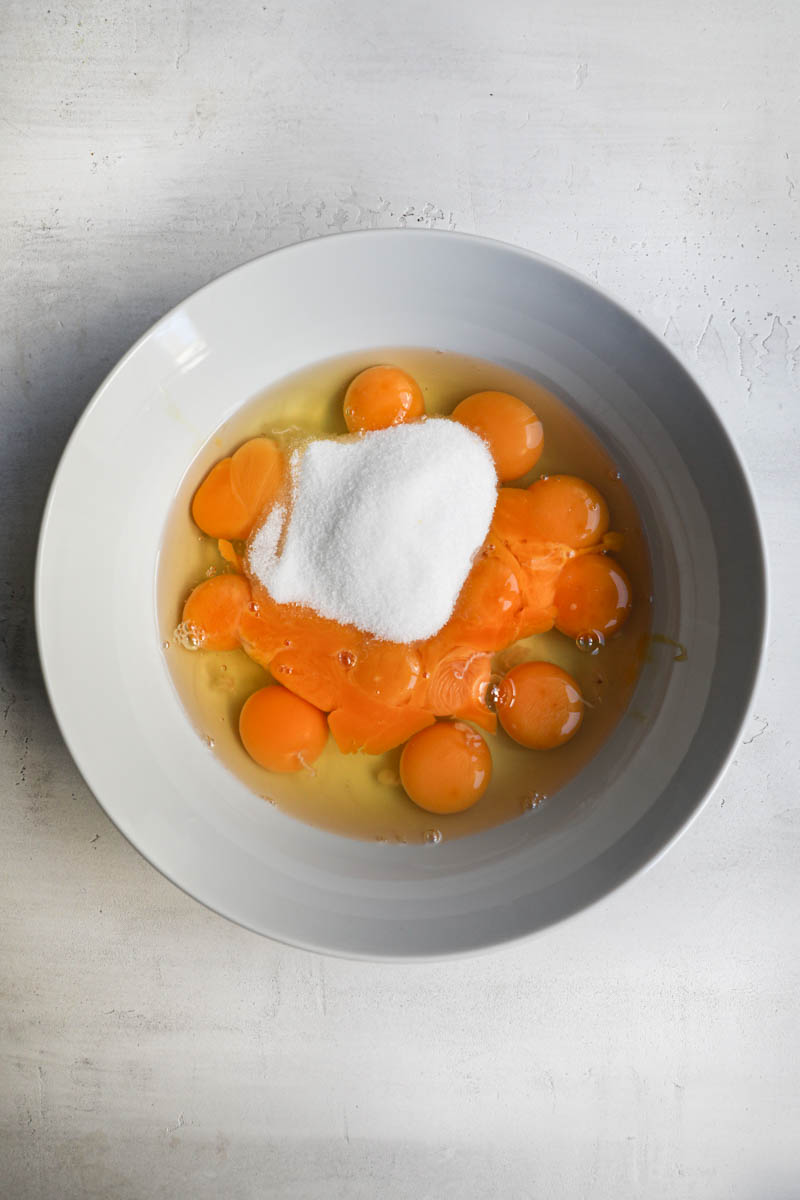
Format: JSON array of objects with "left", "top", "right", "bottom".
[
  {"left": 554, "top": 553, "right": 632, "bottom": 641},
  {"left": 400, "top": 721, "right": 492, "bottom": 813},
  {"left": 239, "top": 684, "right": 328, "bottom": 772},
  {"left": 351, "top": 641, "right": 421, "bottom": 705},
  {"left": 343, "top": 365, "right": 425, "bottom": 432},
  {"left": 526, "top": 474, "right": 609, "bottom": 549},
  {"left": 496, "top": 660, "right": 583, "bottom": 750},
  {"left": 181, "top": 573, "right": 251, "bottom": 651},
  {"left": 192, "top": 437, "right": 284, "bottom": 540},
  {"left": 451, "top": 391, "right": 543, "bottom": 482}
]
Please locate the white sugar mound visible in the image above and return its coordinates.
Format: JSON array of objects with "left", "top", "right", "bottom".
[{"left": 248, "top": 419, "right": 497, "bottom": 643}]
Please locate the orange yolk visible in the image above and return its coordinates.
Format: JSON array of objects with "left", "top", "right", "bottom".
[
  {"left": 554, "top": 553, "right": 632, "bottom": 641},
  {"left": 491, "top": 487, "right": 542, "bottom": 549},
  {"left": 525, "top": 474, "right": 609, "bottom": 549},
  {"left": 497, "top": 661, "right": 583, "bottom": 750},
  {"left": 444, "top": 543, "right": 522, "bottom": 651},
  {"left": 192, "top": 437, "right": 284, "bottom": 540},
  {"left": 400, "top": 721, "right": 492, "bottom": 814},
  {"left": 328, "top": 697, "right": 434, "bottom": 756},
  {"left": 451, "top": 391, "right": 543, "bottom": 482},
  {"left": 217, "top": 538, "right": 243, "bottom": 571},
  {"left": 239, "top": 685, "right": 328, "bottom": 772},
  {"left": 421, "top": 644, "right": 496, "bottom": 732},
  {"left": 181, "top": 573, "right": 252, "bottom": 650},
  {"left": 350, "top": 641, "right": 421, "bottom": 705},
  {"left": 269, "top": 646, "right": 348, "bottom": 712},
  {"left": 343, "top": 365, "right": 425, "bottom": 433}
]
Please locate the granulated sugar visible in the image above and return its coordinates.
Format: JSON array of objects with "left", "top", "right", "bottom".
[{"left": 248, "top": 419, "right": 497, "bottom": 642}]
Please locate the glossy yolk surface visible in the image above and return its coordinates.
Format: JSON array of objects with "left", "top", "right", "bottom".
[
  {"left": 350, "top": 641, "right": 421, "bottom": 706},
  {"left": 239, "top": 684, "right": 329, "bottom": 772},
  {"left": 399, "top": 721, "right": 492, "bottom": 813},
  {"left": 497, "top": 661, "right": 584, "bottom": 750},
  {"left": 451, "top": 391, "right": 543, "bottom": 482},
  {"left": 525, "top": 474, "right": 609, "bottom": 549},
  {"left": 343, "top": 365, "right": 425, "bottom": 432},
  {"left": 554, "top": 553, "right": 632, "bottom": 641}
]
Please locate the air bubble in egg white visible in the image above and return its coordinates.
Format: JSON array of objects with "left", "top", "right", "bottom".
[
  {"left": 576, "top": 632, "right": 604, "bottom": 654},
  {"left": 486, "top": 674, "right": 505, "bottom": 711},
  {"left": 174, "top": 621, "right": 203, "bottom": 650}
]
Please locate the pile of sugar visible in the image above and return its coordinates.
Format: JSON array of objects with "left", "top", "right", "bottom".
[{"left": 248, "top": 419, "right": 497, "bottom": 643}]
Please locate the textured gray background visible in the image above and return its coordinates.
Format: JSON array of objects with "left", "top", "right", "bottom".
[{"left": 1, "top": 2, "right": 798, "bottom": 1197}]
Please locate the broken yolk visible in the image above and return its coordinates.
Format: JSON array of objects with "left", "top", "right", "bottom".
[
  {"left": 400, "top": 721, "right": 492, "bottom": 814},
  {"left": 443, "top": 543, "right": 522, "bottom": 651},
  {"left": 343, "top": 365, "right": 425, "bottom": 433}
]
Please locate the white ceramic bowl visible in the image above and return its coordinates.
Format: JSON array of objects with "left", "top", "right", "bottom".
[{"left": 36, "top": 231, "right": 766, "bottom": 959}]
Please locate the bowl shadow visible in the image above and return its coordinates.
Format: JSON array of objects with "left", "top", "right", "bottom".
[{"left": 1, "top": 292, "right": 191, "bottom": 832}]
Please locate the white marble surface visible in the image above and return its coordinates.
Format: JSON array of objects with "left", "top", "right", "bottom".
[{"left": 2, "top": 2, "right": 798, "bottom": 1196}]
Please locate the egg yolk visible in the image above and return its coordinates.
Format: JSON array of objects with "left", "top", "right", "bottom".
[
  {"left": 525, "top": 474, "right": 609, "bottom": 549},
  {"left": 181, "top": 573, "right": 252, "bottom": 650},
  {"left": 491, "top": 487, "right": 542, "bottom": 549},
  {"left": 451, "top": 391, "right": 543, "bottom": 482},
  {"left": 445, "top": 544, "right": 522, "bottom": 650},
  {"left": 343, "top": 365, "right": 425, "bottom": 433},
  {"left": 497, "top": 661, "right": 583, "bottom": 750},
  {"left": 329, "top": 699, "right": 434, "bottom": 755},
  {"left": 422, "top": 645, "right": 495, "bottom": 732},
  {"left": 554, "top": 553, "right": 632, "bottom": 641},
  {"left": 400, "top": 721, "right": 492, "bottom": 814},
  {"left": 239, "top": 685, "right": 328, "bottom": 772},
  {"left": 192, "top": 437, "right": 284, "bottom": 540},
  {"left": 217, "top": 538, "right": 243, "bottom": 571},
  {"left": 350, "top": 640, "right": 421, "bottom": 705}
]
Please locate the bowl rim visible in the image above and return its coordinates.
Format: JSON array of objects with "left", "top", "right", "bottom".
[{"left": 34, "top": 228, "right": 769, "bottom": 960}]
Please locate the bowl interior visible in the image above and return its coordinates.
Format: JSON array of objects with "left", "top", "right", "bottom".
[{"left": 36, "top": 231, "right": 765, "bottom": 958}]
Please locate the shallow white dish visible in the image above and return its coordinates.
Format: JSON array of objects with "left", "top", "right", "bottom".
[{"left": 36, "top": 230, "right": 766, "bottom": 959}]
